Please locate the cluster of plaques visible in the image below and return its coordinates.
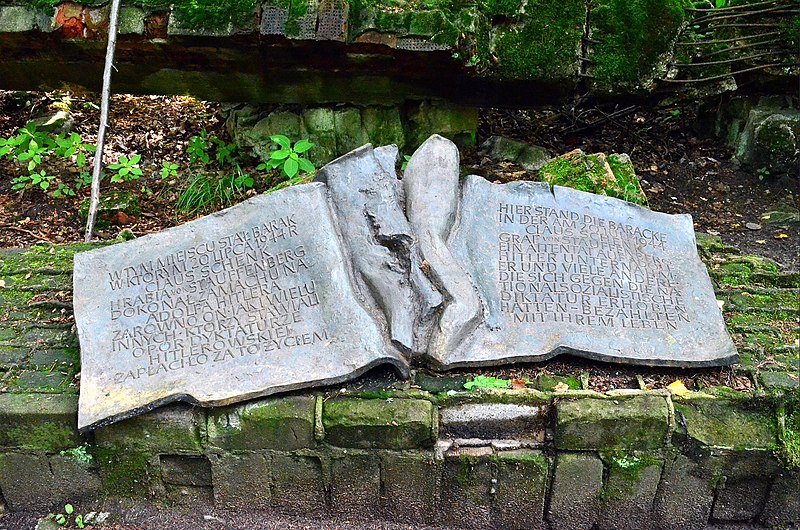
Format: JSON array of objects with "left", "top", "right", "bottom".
[{"left": 74, "top": 135, "right": 737, "bottom": 431}]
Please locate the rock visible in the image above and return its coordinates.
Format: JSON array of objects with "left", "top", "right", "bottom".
[
  {"left": 30, "top": 109, "right": 73, "bottom": 134},
  {"left": 539, "top": 150, "right": 647, "bottom": 205},
  {"left": 481, "top": 135, "right": 550, "bottom": 171},
  {"left": 0, "top": 6, "right": 35, "bottom": 32}
]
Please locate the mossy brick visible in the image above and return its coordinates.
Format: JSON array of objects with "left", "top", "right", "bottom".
[
  {"left": 713, "top": 453, "right": 775, "bottom": 522},
  {"left": 0, "top": 393, "right": 81, "bottom": 451},
  {"left": 382, "top": 451, "right": 441, "bottom": 525},
  {"left": 19, "top": 326, "right": 76, "bottom": 347},
  {"left": 0, "top": 6, "right": 35, "bottom": 32},
  {"left": 210, "top": 451, "right": 270, "bottom": 509},
  {"left": 30, "top": 347, "right": 79, "bottom": 367},
  {"left": 555, "top": 395, "right": 669, "bottom": 450},
  {"left": 442, "top": 448, "right": 493, "bottom": 528},
  {"left": 761, "top": 371, "right": 800, "bottom": 390},
  {"left": 0, "top": 453, "right": 58, "bottom": 511},
  {"left": 329, "top": 452, "right": 380, "bottom": 516},
  {"left": 270, "top": 454, "right": 325, "bottom": 514},
  {"left": 159, "top": 455, "right": 212, "bottom": 486},
  {"left": 95, "top": 449, "right": 161, "bottom": 497},
  {"left": 118, "top": 6, "right": 145, "bottom": 34},
  {"left": 246, "top": 111, "right": 306, "bottom": 162},
  {"left": 673, "top": 399, "right": 776, "bottom": 450},
  {"left": 547, "top": 452, "right": 603, "bottom": 530},
  {"left": 493, "top": 450, "right": 549, "bottom": 530},
  {"left": 0, "top": 346, "right": 27, "bottom": 367},
  {"left": 406, "top": 100, "right": 478, "bottom": 149},
  {"left": 95, "top": 403, "right": 206, "bottom": 454},
  {"left": 759, "top": 471, "right": 800, "bottom": 527},
  {"left": 302, "top": 107, "right": 337, "bottom": 164},
  {"left": 10, "top": 369, "right": 73, "bottom": 392},
  {"left": 333, "top": 107, "right": 365, "bottom": 154},
  {"left": 597, "top": 453, "right": 662, "bottom": 530},
  {"left": 49, "top": 453, "right": 102, "bottom": 504},
  {"left": 323, "top": 397, "right": 434, "bottom": 449},
  {"left": 208, "top": 395, "right": 315, "bottom": 451},
  {"left": 653, "top": 454, "right": 715, "bottom": 530},
  {"left": 361, "top": 106, "right": 405, "bottom": 151}
]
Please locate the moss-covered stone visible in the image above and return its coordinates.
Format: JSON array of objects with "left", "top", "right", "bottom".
[
  {"left": 207, "top": 395, "right": 316, "bottom": 451},
  {"left": 539, "top": 151, "right": 647, "bottom": 205},
  {"left": 442, "top": 449, "right": 493, "bottom": 527},
  {"left": 302, "top": 107, "right": 337, "bottom": 164},
  {"left": 406, "top": 100, "right": 477, "bottom": 150},
  {"left": 95, "top": 447, "right": 158, "bottom": 497},
  {"left": 489, "top": 0, "right": 584, "bottom": 83},
  {"left": 493, "top": 450, "right": 549, "bottom": 529},
  {"left": 556, "top": 395, "right": 669, "bottom": 450},
  {"left": 548, "top": 452, "right": 603, "bottom": 529},
  {"left": 78, "top": 190, "right": 141, "bottom": 228},
  {"left": 0, "top": 393, "right": 81, "bottom": 451},
  {"left": 673, "top": 398, "right": 777, "bottom": 450},
  {"left": 94, "top": 403, "right": 206, "bottom": 454},
  {"left": 382, "top": 451, "right": 441, "bottom": 525},
  {"left": 588, "top": 0, "right": 685, "bottom": 91},
  {"left": 323, "top": 397, "right": 434, "bottom": 449},
  {"left": 361, "top": 106, "right": 405, "bottom": 150}
]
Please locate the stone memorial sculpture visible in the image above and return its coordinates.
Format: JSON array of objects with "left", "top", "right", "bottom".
[{"left": 74, "top": 135, "right": 737, "bottom": 431}]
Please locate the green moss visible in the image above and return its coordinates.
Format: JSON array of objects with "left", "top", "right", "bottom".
[
  {"left": 95, "top": 447, "right": 152, "bottom": 497},
  {"left": 536, "top": 375, "right": 580, "bottom": 391},
  {"left": 539, "top": 152, "right": 646, "bottom": 205},
  {"left": 590, "top": 0, "right": 686, "bottom": 88},
  {"left": 597, "top": 450, "right": 660, "bottom": 504},
  {"left": 492, "top": 451, "right": 548, "bottom": 472},
  {"left": 457, "top": 453, "right": 481, "bottom": 487},
  {"left": 674, "top": 399, "right": 777, "bottom": 450},
  {"left": 5, "top": 421, "right": 76, "bottom": 452},
  {"left": 167, "top": 0, "right": 259, "bottom": 30},
  {"left": 490, "top": 0, "right": 584, "bottom": 80},
  {"left": 776, "top": 400, "right": 800, "bottom": 470}
]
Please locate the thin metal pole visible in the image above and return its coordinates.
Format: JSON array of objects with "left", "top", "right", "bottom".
[{"left": 85, "top": 0, "right": 122, "bottom": 242}]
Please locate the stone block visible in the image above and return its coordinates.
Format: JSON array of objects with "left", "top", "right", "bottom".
[
  {"left": 0, "top": 453, "right": 57, "bottom": 510},
  {"left": 597, "top": 454, "right": 662, "bottom": 530},
  {"left": 95, "top": 449, "right": 161, "bottom": 498},
  {"left": 208, "top": 396, "right": 316, "bottom": 451},
  {"left": 361, "top": 106, "right": 405, "bottom": 151},
  {"left": 0, "top": 393, "right": 81, "bottom": 452},
  {"left": 712, "top": 450, "right": 780, "bottom": 522},
  {"left": 49, "top": 454, "right": 102, "bottom": 504},
  {"left": 323, "top": 398, "right": 434, "bottom": 449},
  {"left": 381, "top": 451, "right": 441, "bottom": 525},
  {"left": 333, "top": 108, "right": 365, "bottom": 158},
  {"left": 118, "top": 7, "right": 145, "bottom": 34},
  {"left": 210, "top": 451, "right": 270, "bottom": 509},
  {"left": 407, "top": 101, "right": 478, "bottom": 149},
  {"left": 247, "top": 111, "right": 306, "bottom": 162},
  {"left": 329, "top": 452, "right": 380, "bottom": 516},
  {"left": 164, "top": 484, "right": 214, "bottom": 507},
  {"left": 673, "top": 399, "right": 776, "bottom": 450},
  {"left": 493, "top": 450, "right": 549, "bottom": 530},
  {"left": 0, "top": 6, "right": 35, "bottom": 32},
  {"left": 547, "top": 452, "right": 603, "bottom": 530},
  {"left": 440, "top": 402, "right": 548, "bottom": 442},
  {"left": 94, "top": 403, "right": 205, "bottom": 454},
  {"left": 653, "top": 454, "right": 715, "bottom": 530},
  {"left": 442, "top": 448, "right": 493, "bottom": 529},
  {"left": 302, "top": 107, "right": 337, "bottom": 164},
  {"left": 759, "top": 471, "right": 800, "bottom": 527},
  {"left": 556, "top": 396, "right": 669, "bottom": 450},
  {"left": 159, "top": 455, "right": 212, "bottom": 486},
  {"left": 270, "top": 454, "right": 325, "bottom": 514}
]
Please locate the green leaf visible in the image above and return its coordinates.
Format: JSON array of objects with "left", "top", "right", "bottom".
[
  {"left": 463, "top": 376, "right": 510, "bottom": 390},
  {"left": 284, "top": 157, "right": 299, "bottom": 178},
  {"left": 55, "top": 514, "right": 66, "bottom": 525},
  {"left": 119, "top": 167, "right": 129, "bottom": 177},
  {"left": 76, "top": 152, "right": 86, "bottom": 167},
  {"left": 293, "top": 139, "right": 314, "bottom": 153},
  {"left": 271, "top": 149, "right": 290, "bottom": 160},
  {"left": 130, "top": 154, "right": 141, "bottom": 164},
  {"left": 289, "top": 152, "right": 298, "bottom": 160},
  {"left": 64, "top": 504, "right": 74, "bottom": 515},
  {"left": 270, "top": 135, "right": 291, "bottom": 149},
  {"left": 297, "top": 158, "right": 315, "bottom": 173},
  {"left": 75, "top": 515, "right": 85, "bottom": 529}
]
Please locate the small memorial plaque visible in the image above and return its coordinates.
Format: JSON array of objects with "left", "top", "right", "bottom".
[
  {"left": 74, "top": 183, "right": 406, "bottom": 431},
  {"left": 431, "top": 176, "right": 737, "bottom": 368}
]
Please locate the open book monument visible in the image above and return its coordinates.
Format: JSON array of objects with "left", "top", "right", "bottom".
[{"left": 73, "top": 135, "right": 737, "bottom": 431}]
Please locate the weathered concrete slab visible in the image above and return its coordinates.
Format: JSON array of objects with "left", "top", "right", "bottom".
[
  {"left": 74, "top": 183, "right": 407, "bottom": 431},
  {"left": 428, "top": 175, "right": 737, "bottom": 368}
]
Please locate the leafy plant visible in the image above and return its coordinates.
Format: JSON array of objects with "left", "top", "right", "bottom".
[
  {"left": 53, "top": 132, "right": 93, "bottom": 168},
  {"left": 160, "top": 161, "right": 179, "bottom": 180},
  {"left": 107, "top": 154, "right": 143, "bottom": 183},
  {"left": 52, "top": 503, "right": 85, "bottom": 528},
  {"left": 11, "top": 170, "right": 56, "bottom": 192},
  {"left": 757, "top": 167, "right": 770, "bottom": 181},
  {"left": 212, "top": 137, "right": 237, "bottom": 166},
  {"left": 401, "top": 154, "right": 412, "bottom": 171},
  {"left": 187, "top": 131, "right": 211, "bottom": 165},
  {"left": 257, "top": 135, "right": 314, "bottom": 179},
  {"left": 464, "top": 375, "right": 511, "bottom": 390}
]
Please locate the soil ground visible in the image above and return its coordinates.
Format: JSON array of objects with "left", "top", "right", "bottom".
[{"left": 0, "top": 91, "right": 798, "bottom": 271}]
